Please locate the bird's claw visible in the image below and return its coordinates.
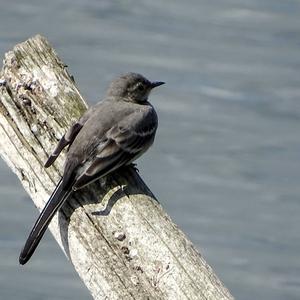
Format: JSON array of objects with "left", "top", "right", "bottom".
[
  {"left": 130, "top": 163, "right": 139, "bottom": 173},
  {"left": 112, "top": 175, "right": 130, "bottom": 199}
]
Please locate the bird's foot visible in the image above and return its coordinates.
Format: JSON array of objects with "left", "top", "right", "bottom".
[{"left": 112, "top": 175, "right": 130, "bottom": 199}]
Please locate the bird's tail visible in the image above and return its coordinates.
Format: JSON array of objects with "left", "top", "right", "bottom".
[{"left": 19, "top": 179, "right": 72, "bottom": 265}]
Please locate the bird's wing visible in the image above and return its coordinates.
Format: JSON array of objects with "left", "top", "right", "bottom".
[{"left": 73, "top": 110, "right": 157, "bottom": 190}]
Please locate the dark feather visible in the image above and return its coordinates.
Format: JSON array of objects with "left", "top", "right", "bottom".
[
  {"left": 19, "top": 179, "right": 72, "bottom": 265},
  {"left": 44, "top": 123, "right": 83, "bottom": 168},
  {"left": 44, "top": 104, "right": 102, "bottom": 168}
]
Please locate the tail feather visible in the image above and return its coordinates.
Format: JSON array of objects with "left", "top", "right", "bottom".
[{"left": 19, "top": 179, "right": 72, "bottom": 265}]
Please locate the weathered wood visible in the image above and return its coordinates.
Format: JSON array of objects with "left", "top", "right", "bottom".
[{"left": 0, "top": 35, "right": 234, "bottom": 300}]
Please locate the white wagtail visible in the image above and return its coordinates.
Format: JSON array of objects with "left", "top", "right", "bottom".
[{"left": 19, "top": 72, "right": 164, "bottom": 265}]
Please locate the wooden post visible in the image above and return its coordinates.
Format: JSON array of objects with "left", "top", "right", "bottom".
[{"left": 0, "top": 35, "right": 234, "bottom": 300}]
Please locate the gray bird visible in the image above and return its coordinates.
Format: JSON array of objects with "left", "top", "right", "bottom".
[{"left": 19, "top": 72, "right": 164, "bottom": 265}]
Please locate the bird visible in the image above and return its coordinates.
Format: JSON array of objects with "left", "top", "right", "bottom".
[{"left": 19, "top": 72, "right": 164, "bottom": 265}]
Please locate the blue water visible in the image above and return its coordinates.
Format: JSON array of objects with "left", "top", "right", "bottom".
[{"left": 0, "top": 1, "right": 300, "bottom": 299}]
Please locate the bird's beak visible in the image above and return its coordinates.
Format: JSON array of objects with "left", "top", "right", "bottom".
[{"left": 150, "top": 81, "right": 165, "bottom": 89}]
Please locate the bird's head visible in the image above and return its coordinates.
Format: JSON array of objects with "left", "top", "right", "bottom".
[{"left": 106, "top": 72, "right": 165, "bottom": 103}]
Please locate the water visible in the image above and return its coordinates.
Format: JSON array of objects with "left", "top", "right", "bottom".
[{"left": 0, "top": 1, "right": 300, "bottom": 299}]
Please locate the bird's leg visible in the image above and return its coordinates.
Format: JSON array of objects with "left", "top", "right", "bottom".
[{"left": 112, "top": 174, "right": 130, "bottom": 199}]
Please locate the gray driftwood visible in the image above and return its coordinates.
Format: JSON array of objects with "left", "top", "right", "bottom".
[{"left": 0, "top": 35, "right": 234, "bottom": 300}]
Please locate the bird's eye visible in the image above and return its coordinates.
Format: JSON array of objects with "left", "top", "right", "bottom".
[{"left": 136, "top": 83, "right": 145, "bottom": 92}]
